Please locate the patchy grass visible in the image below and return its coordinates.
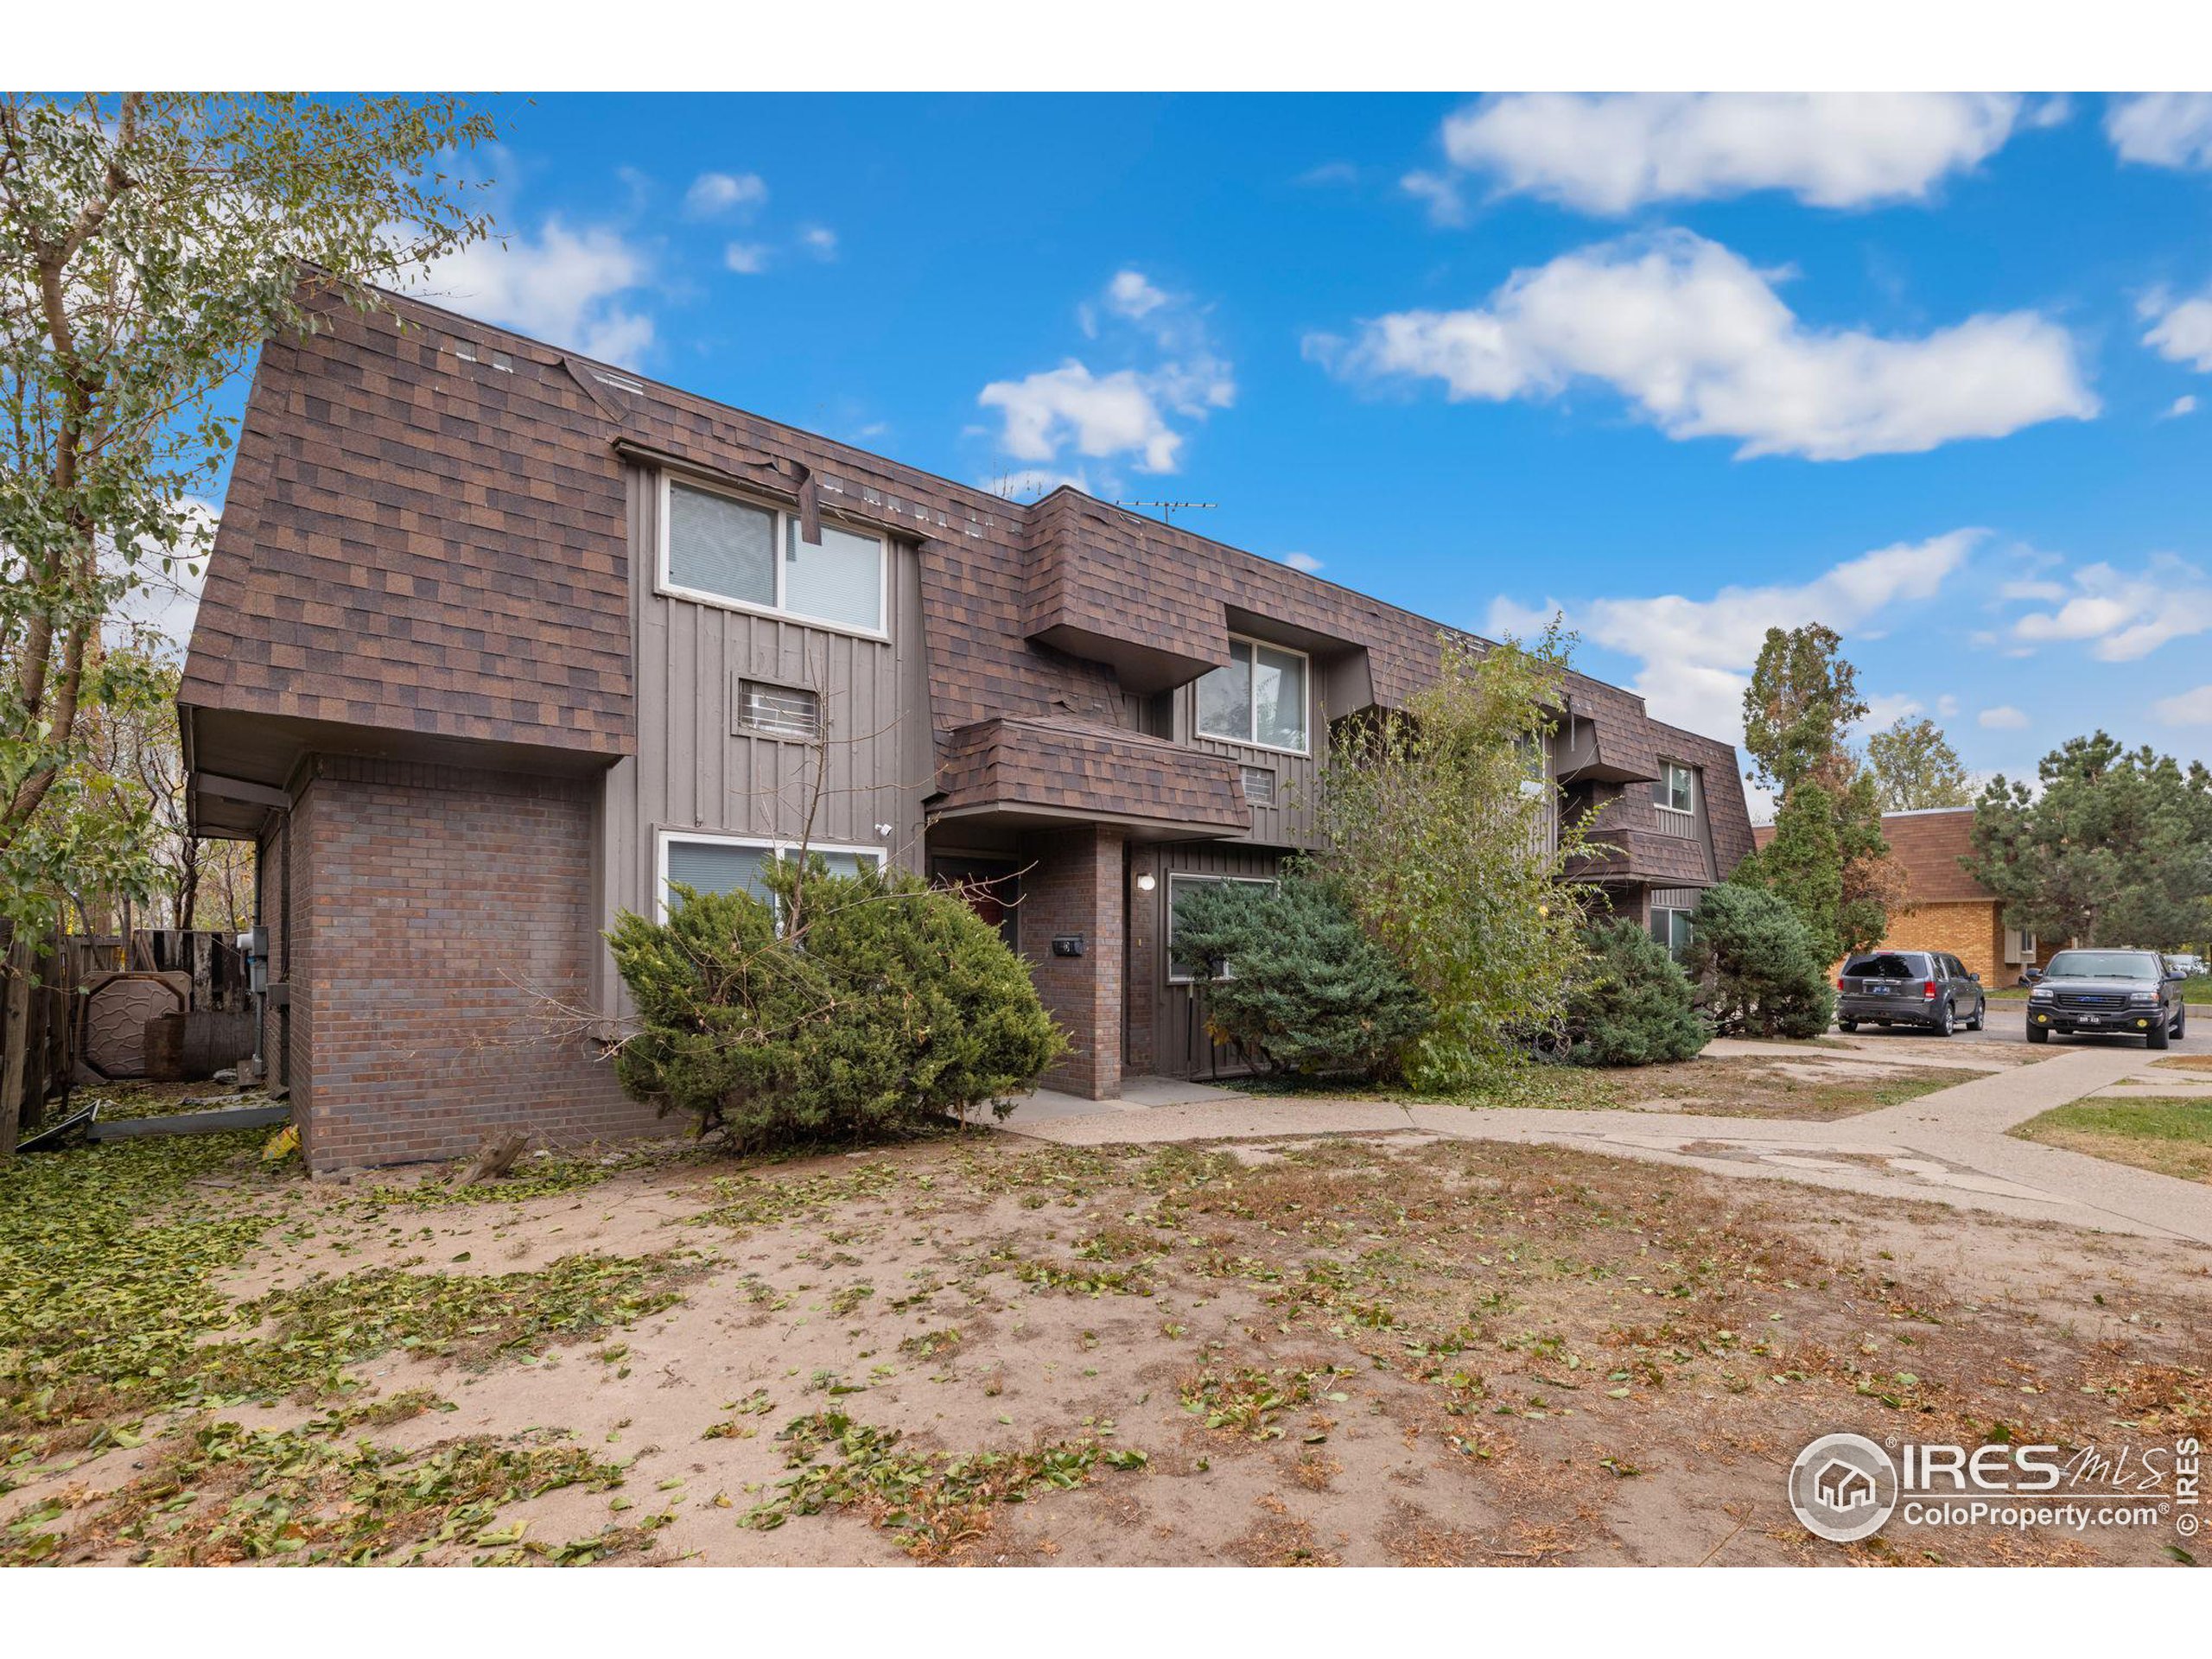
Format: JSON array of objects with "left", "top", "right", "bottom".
[
  {"left": 4, "top": 1405, "right": 648, "bottom": 1567},
  {"left": 2151, "top": 1055, "right": 2212, "bottom": 1074},
  {"left": 12, "top": 1122, "right": 2209, "bottom": 1566},
  {"left": 1243, "top": 1054, "right": 1961, "bottom": 1120},
  {"left": 741, "top": 1408, "right": 1147, "bottom": 1560},
  {"left": 0, "top": 1130, "right": 290, "bottom": 1464},
  {"left": 2012, "top": 1097, "right": 2212, "bottom": 1185},
  {"left": 356, "top": 1141, "right": 715, "bottom": 1210},
  {"left": 192, "top": 1251, "right": 699, "bottom": 1401}
]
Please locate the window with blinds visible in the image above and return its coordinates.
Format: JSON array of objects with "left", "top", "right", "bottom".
[{"left": 737, "top": 680, "right": 822, "bottom": 740}]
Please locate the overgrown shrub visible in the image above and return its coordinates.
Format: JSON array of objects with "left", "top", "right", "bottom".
[
  {"left": 607, "top": 860, "right": 1065, "bottom": 1148},
  {"left": 1681, "top": 884, "right": 1836, "bottom": 1039},
  {"left": 1562, "top": 919, "right": 1708, "bottom": 1066},
  {"left": 1167, "top": 872, "right": 1431, "bottom": 1080},
  {"left": 1313, "top": 626, "right": 1599, "bottom": 1088}
]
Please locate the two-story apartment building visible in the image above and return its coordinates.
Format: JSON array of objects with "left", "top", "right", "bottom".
[{"left": 179, "top": 288, "right": 1755, "bottom": 1171}]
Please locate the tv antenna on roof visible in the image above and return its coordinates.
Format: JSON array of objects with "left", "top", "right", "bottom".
[{"left": 1115, "top": 499, "right": 1217, "bottom": 526}]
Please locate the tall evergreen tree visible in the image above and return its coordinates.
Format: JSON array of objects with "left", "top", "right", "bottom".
[{"left": 1967, "top": 733, "right": 2212, "bottom": 949}]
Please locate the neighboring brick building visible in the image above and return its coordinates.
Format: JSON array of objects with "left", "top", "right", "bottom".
[
  {"left": 181, "top": 286, "right": 1756, "bottom": 1170},
  {"left": 1753, "top": 806, "right": 2059, "bottom": 984}
]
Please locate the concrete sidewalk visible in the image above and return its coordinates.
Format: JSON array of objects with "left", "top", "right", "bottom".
[{"left": 995, "top": 1045, "right": 2212, "bottom": 1246}]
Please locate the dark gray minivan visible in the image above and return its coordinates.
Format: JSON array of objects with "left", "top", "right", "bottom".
[{"left": 1835, "top": 950, "right": 1986, "bottom": 1036}]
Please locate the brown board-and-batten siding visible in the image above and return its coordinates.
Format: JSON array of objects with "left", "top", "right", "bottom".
[
  {"left": 593, "top": 463, "right": 934, "bottom": 1005},
  {"left": 1125, "top": 839, "right": 1289, "bottom": 1081}
]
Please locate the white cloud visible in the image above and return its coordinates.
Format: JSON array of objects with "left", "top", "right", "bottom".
[
  {"left": 1488, "top": 530, "right": 1979, "bottom": 741},
  {"left": 723, "top": 243, "right": 770, "bottom": 275},
  {"left": 1858, "top": 693, "right": 1924, "bottom": 734},
  {"left": 799, "top": 225, "right": 838, "bottom": 260},
  {"left": 2008, "top": 556, "right": 2212, "bottom": 662},
  {"left": 1437, "top": 92, "right": 2026, "bottom": 215},
  {"left": 979, "top": 363, "right": 1188, "bottom": 473},
  {"left": 2155, "top": 684, "right": 2212, "bottom": 726},
  {"left": 1997, "top": 577, "right": 2069, "bottom": 602},
  {"left": 1281, "top": 551, "right": 1325, "bottom": 575},
  {"left": 415, "top": 218, "right": 656, "bottom": 365},
  {"left": 1401, "top": 169, "right": 1466, "bottom": 226},
  {"left": 1105, "top": 270, "right": 1168, "bottom": 320},
  {"left": 1298, "top": 161, "right": 1359, "bottom": 187},
  {"left": 979, "top": 271, "right": 1234, "bottom": 475},
  {"left": 685, "top": 171, "right": 767, "bottom": 217},
  {"left": 2139, "top": 285, "right": 2212, "bottom": 372},
  {"left": 1936, "top": 694, "right": 1961, "bottom": 718},
  {"left": 1979, "top": 705, "right": 2031, "bottom": 730},
  {"left": 2106, "top": 92, "right": 2212, "bottom": 170},
  {"left": 2167, "top": 394, "right": 2200, "bottom": 418},
  {"left": 1308, "top": 231, "right": 2093, "bottom": 461}
]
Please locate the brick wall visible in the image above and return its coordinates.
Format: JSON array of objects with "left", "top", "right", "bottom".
[
  {"left": 1874, "top": 899, "right": 2005, "bottom": 984},
  {"left": 1019, "top": 824, "right": 1125, "bottom": 1098},
  {"left": 289, "top": 757, "right": 659, "bottom": 1171}
]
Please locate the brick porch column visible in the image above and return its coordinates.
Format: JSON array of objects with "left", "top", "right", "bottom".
[{"left": 1021, "top": 824, "right": 1125, "bottom": 1099}]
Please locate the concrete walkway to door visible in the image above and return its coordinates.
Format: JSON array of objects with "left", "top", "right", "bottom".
[{"left": 995, "top": 1041, "right": 2212, "bottom": 1246}]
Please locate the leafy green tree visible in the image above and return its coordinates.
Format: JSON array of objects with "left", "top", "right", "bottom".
[
  {"left": 1736, "top": 624, "right": 1904, "bottom": 961},
  {"left": 1866, "top": 716, "right": 1973, "bottom": 812},
  {"left": 1314, "top": 626, "right": 1598, "bottom": 1089},
  {"left": 1562, "top": 919, "right": 1709, "bottom": 1066},
  {"left": 1966, "top": 732, "right": 2212, "bottom": 949},
  {"left": 1682, "top": 885, "right": 1836, "bottom": 1039},
  {"left": 1743, "top": 623, "right": 1866, "bottom": 796},
  {"left": 607, "top": 861, "right": 1065, "bottom": 1149},
  {"left": 1167, "top": 871, "right": 1432, "bottom": 1081},
  {"left": 1, "top": 92, "right": 499, "bottom": 937}
]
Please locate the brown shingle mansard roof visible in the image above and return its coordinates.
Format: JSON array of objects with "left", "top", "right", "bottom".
[{"left": 182, "top": 285, "right": 1751, "bottom": 867}]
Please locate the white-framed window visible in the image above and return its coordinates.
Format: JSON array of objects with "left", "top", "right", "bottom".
[
  {"left": 1649, "top": 905, "right": 1694, "bottom": 962},
  {"left": 1653, "top": 760, "right": 1694, "bottom": 831},
  {"left": 655, "top": 830, "right": 886, "bottom": 919},
  {"left": 658, "top": 474, "right": 887, "bottom": 638},
  {"left": 1165, "top": 871, "right": 1278, "bottom": 983},
  {"left": 1196, "top": 637, "right": 1309, "bottom": 754}
]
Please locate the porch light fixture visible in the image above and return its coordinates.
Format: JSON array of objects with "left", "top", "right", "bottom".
[{"left": 1135, "top": 873, "right": 1156, "bottom": 892}]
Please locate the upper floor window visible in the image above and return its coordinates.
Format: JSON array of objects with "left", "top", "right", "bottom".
[
  {"left": 1653, "top": 761, "right": 1694, "bottom": 817},
  {"left": 661, "top": 476, "right": 886, "bottom": 637},
  {"left": 1196, "top": 638, "right": 1308, "bottom": 754}
]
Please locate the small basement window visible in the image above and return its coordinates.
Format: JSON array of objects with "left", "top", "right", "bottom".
[{"left": 737, "top": 680, "right": 822, "bottom": 740}]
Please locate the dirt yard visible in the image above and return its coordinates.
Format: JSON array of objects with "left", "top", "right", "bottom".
[{"left": 5, "top": 1116, "right": 2207, "bottom": 1567}]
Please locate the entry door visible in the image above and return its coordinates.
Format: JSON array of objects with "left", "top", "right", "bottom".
[{"left": 928, "top": 856, "right": 1022, "bottom": 950}]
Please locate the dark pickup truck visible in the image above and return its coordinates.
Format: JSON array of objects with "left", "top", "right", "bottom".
[
  {"left": 2026, "top": 949, "right": 2190, "bottom": 1048},
  {"left": 1836, "top": 950, "right": 1985, "bottom": 1035}
]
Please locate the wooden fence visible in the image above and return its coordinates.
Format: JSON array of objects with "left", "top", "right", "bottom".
[
  {"left": 1, "top": 925, "right": 82, "bottom": 1155},
  {"left": 1, "top": 928, "right": 251, "bottom": 1155}
]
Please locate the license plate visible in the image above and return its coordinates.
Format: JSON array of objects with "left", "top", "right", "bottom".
[
  {"left": 1866, "top": 985, "right": 1890, "bottom": 996},
  {"left": 2078, "top": 1014, "right": 2102, "bottom": 1024}
]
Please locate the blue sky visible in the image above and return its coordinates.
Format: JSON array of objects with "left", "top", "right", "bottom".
[{"left": 241, "top": 92, "right": 2212, "bottom": 810}]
